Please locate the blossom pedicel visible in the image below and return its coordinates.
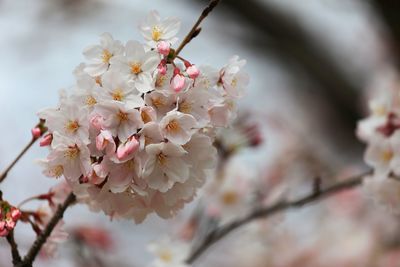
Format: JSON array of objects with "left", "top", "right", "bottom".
[{"left": 37, "top": 10, "right": 249, "bottom": 223}]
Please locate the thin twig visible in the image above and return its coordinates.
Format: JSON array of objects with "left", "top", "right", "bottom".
[
  {"left": 186, "top": 169, "right": 372, "bottom": 264},
  {"left": 174, "top": 0, "right": 220, "bottom": 57},
  {"left": 6, "top": 230, "right": 22, "bottom": 265},
  {"left": 17, "top": 193, "right": 76, "bottom": 267},
  {"left": 0, "top": 138, "right": 36, "bottom": 184}
]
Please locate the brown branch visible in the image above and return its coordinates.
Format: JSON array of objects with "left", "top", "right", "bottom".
[
  {"left": 17, "top": 193, "right": 76, "bottom": 267},
  {"left": 0, "top": 121, "right": 47, "bottom": 184},
  {"left": 174, "top": 0, "right": 220, "bottom": 57},
  {"left": 186, "top": 169, "right": 372, "bottom": 264},
  {"left": 0, "top": 138, "right": 36, "bottom": 184},
  {"left": 6, "top": 231, "right": 22, "bottom": 265}
]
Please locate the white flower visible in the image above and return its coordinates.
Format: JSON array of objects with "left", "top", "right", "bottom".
[
  {"left": 110, "top": 40, "right": 160, "bottom": 93},
  {"left": 140, "top": 10, "right": 181, "bottom": 48},
  {"left": 48, "top": 133, "right": 91, "bottom": 182},
  {"left": 70, "top": 74, "right": 101, "bottom": 110},
  {"left": 40, "top": 100, "right": 90, "bottom": 144},
  {"left": 99, "top": 71, "right": 144, "bottom": 108},
  {"left": 143, "top": 142, "right": 189, "bottom": 192},
  {"left": 83, "top": 33, "right": 124, "bottom": 77},
  {"left": 364, "top": 135, "right": 400, "bottom": 177},
  {"left": 95, "top": 101, "right": 144, "bottom": 142},
  {"left": 220, "top": 55, "right": 249, "bottom": 98},
  {"left": 159, "top": 111, "right": 197, "bottom": 145},
  {"left": 147, "top": 237, "right": 190, "bottom": 267}
]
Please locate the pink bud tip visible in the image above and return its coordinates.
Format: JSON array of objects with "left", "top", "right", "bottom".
[
  {"left": 171, "top": 74, "right": 186, "bottom": 93},
  {"left": 117, "top": 137, "right": 139, "bottom": 161},
  {"left": 40, "top": 134, "right": 53, "bottom": 147},
  {"left": 158, "top": 64, "right": 167, "bottom": 75},
  {"left": 0, "top": 221, "right": 5, "bottom": 231},
  {"left": 10, "top": 208, "right": 21, "bottom": 221},
  {"left": 90, "top": 115, "right": 104, "bottom": 130},
  {"left": 31, "top": 127, "right": 42, "bottom": 138},
  {"left": 6, "top": 220, "right": 15, "bottom": 230},
  {"left": 157, "top": 41, "right": 170, "bottom": 56},
  {"left": 0, "top": 228, "right": 9, "bottom": 237},
  {"left": 186, "top": 65, "right": 200, "bottom": 79}
]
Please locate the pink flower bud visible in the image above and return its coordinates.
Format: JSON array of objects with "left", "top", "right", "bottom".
[
  {"left": 96, "top": 134, "right": 108, "bottom": 151},
  {"left": 186, "top": 65, "right": 200, "bottom": 79},
  {"left": 171, "top": 74, "right": 186, "bottom": 93},
  {"left": 39, "top": 133, "right": 53, "bottom": 147},
  {"left": 90, "top": 115, "right": 104, "bottom": 130},
  {"left": 117, "top": 137, "right": 139, "bottom": 161},
  {"left": 158, "top": 64, "right": 167, "bottom": 75},
  {"left": 10, "top": 208, "right": 21, "bottom": 221},
  {"left": 0, "top": 228, "right": 9, "bottom": 237},
  {"left": 0, "top": 221, "right": 5, "bottom": 231},
  {"left": 157, "top": 41, "right": 170, "bottom": 56},
  {"left": 31, "top": 127, "right": 42, "bottom": 138},
  {"left": 6, "top": 220, "right": 15, "bottom": 230}
]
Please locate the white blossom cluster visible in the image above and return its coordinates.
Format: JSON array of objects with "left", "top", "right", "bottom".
[
  {"left": 37, "top": 11, "right": 249, "bottom": 223},
  {"left": 357, "top": 79, "right": 400, "bottom": 212}
]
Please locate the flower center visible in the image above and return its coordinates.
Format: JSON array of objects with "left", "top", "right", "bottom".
[
  {"left": 52, "top": 165, "right": 64, "bottom": 178},
  {"left": 157, "top": 153, "right": 167, "bottom": 165},
  {"left": 117, "top": 110, "right": 129, "bottom": 122},
  {"left": 130, "top": 62, "right": 142, "bottom": 75},
  {"left": 85, "top": 95, "right": 97, "bottom": 106},
  {"left": 382, "top": 150, "right": 394, "bottom": 163},
  {"left": 155, "top": 75, "right": 167, "bottom": 88},
  {"left": 112, "top": 88, "right": 124, "bottom": 101},
  {"left": 95, "top": 76, "right": 102, "bottom": 86},
  {"left": 65, "top": 145, "right": 79, "bottom": 160},
  {"left": 179, "top": 100, "right": 192, "bottom": 114},
  {"left": 65, "top": 120, "right": 80, "bottom": 134},
  {"left": 151, "top": 97, "right": 165, "bottom": 109},
  {"left": 141, "top": 110, "right": 153, "bottom": 123},
  {"left": 152, "top": 26, "right": 162, "bottom": 41},
  {"left": 102, "top": 49, "right": 112, "bottom": 63},
  {"left": 165, "top": 119, "right": 180, "bottom": 133},
  {"left": 222, "top": 191, "right": 238, "bottom": 205},
  {"left": 231, "top": 77, "right": 238, "bottom": 87}
]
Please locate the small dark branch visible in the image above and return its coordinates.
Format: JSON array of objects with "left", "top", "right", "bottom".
[
  {"left": 6, "top": 231, "right": 22, "bottom": 265},
  {"left": 0, "top": 138, "right": 36, "bottom": 184},
  {"left": 174, "top": 0, "right": 220, "bottom": 57},
  {"left": 186, "top": 169, "right": 372, "bottom": 264},
  {"left": 17, "top": 193, "right": 76, "bottom": 267}
]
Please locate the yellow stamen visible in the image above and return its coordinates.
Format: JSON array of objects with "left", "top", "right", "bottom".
[
  {"left": 52, "top": 165, "right": 64, "bottom": 178},
  {"left": 85, "top": 95, "right": 97, "bottom": 106},
  {"left": 141, "top": 110, "right": 153, "bottom": 123},
  {"left": 152, "top": 97, "right": 165, "bottom": 109},
  {"left": 65, "top": 120, "right": 80, "bottom": 134},
  {"left": 152, "top": 26, "right": 162, "bottom": 41},
  {"left": 231, "top": 77, "right": 238, "bottom": 87},
  {"left": 222, "top": 191, "right": 238, "bottom": 205},
  {"left": 102, "top": 49, "right": 112, "bottom": 63},
  {"left": 130, "top": 62, "right": 142, "bottom": 75},
  {"left": 165, "top": 119, "right": 180, "bottom": 134},
  {"left": 112, "top": 88, "right": 124, "bottom": 101},
  {"left": 179, "top": 101, "right": 192, "bottom": 114},
  {"left": 95, "top": 76, "right": 102, "bottom": 86},
  {"left": 159, "top": 250, "right": 172, "bottom": 263},
  {"left": 155, "top": 75, "right": 167, "bottom": 88},
  {"left": 117, "top": 110, "right": 129, "bottom": 122},
  {"left": 157, "top": 153, "right": 167, "bottom": 165},
  {"left": 64, "top": 145, "right": 79, "bottom": 160},
  {"left": 382, "top": 150, "right": 394, "bottom": 163}
]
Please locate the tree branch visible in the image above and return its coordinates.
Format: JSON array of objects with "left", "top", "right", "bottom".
[
  {"left": 6, "top": 231, "right": 22, "bottom": 265},
  {"left": 174, "top": 0, "right": 220, "bottom": 57},
  {"left": 17, "top": 193, "right": 76, "bottom": 267},
  {"left": 0, "top": 121, "right": 47, "bottom": 184},
  {"left": 186, "top": 169, "right": 372, "bottom": 264}
]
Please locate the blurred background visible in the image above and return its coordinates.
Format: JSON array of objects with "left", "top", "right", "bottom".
[{"left": 1, "top": 0, "right": 400, "bottom": 266}]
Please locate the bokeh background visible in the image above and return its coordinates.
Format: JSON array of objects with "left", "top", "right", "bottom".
[{"left": 1, "top": 0, "right": 400, "bottom": 266}]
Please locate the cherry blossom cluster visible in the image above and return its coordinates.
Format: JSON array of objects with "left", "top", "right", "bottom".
[
  {"left": 0, "top": 201, "right": 21, "bottom": 237},
  {"left": 357, "top": 81, "right": 400, "bottom": 212},
  {"left": 37, "top": 10, "right": 249, "bottom": 223}
]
